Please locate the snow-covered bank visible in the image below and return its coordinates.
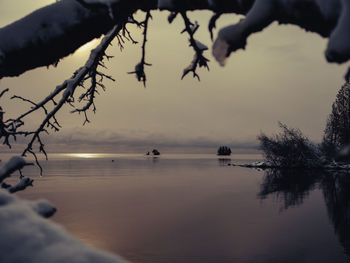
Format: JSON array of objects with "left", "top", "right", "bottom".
[
  {"left": 230, "top": 161, "right": 350, "bottom": 171},
  {"left": 0, "top": 189, "right": 127, "bottom": 263}
]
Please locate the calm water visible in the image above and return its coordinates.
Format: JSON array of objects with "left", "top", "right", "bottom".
[{"left": 4, "top": 153, "right": 350, "bottom": 263}]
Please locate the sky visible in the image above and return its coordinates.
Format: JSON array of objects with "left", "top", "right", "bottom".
[{"left": 0, "top": 0, "right": 349, "bottom": 153}]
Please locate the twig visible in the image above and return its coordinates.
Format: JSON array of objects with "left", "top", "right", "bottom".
[
  {"left": 128, "top": 11, "right": 152, "bottom": 87},
  {"left": 180, "top": 12, "right": 209, "bottom": 80},
  {"left": 0, "top": 88, "right": 9, "bottom": 98},
  {"left": 208, "top": 12, "right": 222, "bottom": 40}
]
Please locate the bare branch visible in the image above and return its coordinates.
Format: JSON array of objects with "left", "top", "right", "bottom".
[
  {"left": 21, "top": 25, "right": 121, "bottom": 164},
  {"left": 208, "top": 12, "right": 222, "bottom": 40},
  {"left": 128, "top": 11, "right": 152, "bottom": 87},
  {"left": 168, "top": 12, "right": 178, "bottom": 23},
  {"left": 0, "top": 88, "right": 9, "bottom": 98}
]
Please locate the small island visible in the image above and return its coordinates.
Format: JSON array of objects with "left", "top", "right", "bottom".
[
  {"left": 217, "top": 146, "right": 232, "bottom": 156},
  {"left": 146, "top": 149, "right": 160, "bottom": 156},
  {"left": 152, "top": 149, "right": 160, "bottom": 156}
]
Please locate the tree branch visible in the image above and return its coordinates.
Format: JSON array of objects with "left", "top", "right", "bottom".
[
  {"left": 0, "top": 1, "right": 250, "bottom": 79},
  {"left": 128, "top": 11, "right": 152, "bottom": 87},
  {"left": 0, "top": 24, "right": 122, "bottom": 175},
  {"left": 180, "top": 12, "right": 209, "bottom": 80},
  {"left": 3, "top": 177, "right": 34, "bottom": 194},
  {"left": 0, "top": 156, "right": 33, "bottom": 185},
  {"left": 0, "top": 0, "right": 344, "bottom": 78},
  {"left": 20, "top": 24, "right": 121, "bottom": 172}
]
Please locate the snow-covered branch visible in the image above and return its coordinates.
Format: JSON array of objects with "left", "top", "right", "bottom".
[
  {"left": 0, "top": 156, "right": 35, "bottom": 195},
  {"left": 212, "top": 0, "right": 344, "bottom": 66},
  {"left": 0, "top": 0, "right": 248, "bottom": 79},
  {"left": 0, "top": 156, "right": 31, "bottom": 183},
  {"left": 2, "top": 177, "right": 34, "bottom": 194},
  {"left": 0, "top": 0, "right": 116, "bottom": 78},
  {"left": 0, "top": 0, "right": 349, "bottom": 79},
  {"left": 180, "top": 12, "right": 209, "bottom": 80},
  {"left": 1, "top": 25, "right": 121, "bottom": 172}
]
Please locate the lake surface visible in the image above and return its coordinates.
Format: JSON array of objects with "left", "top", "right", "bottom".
[{"left": 5, "top": 153, "right": 350, "bottom": 263}]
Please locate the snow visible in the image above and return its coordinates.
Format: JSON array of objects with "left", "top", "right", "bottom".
[
  {"left": 82, "top": 0, "right": 118, "bottom": 19},
  {"left": 0, "top": 155, "right": 127, "bottom": 263},
  {"left": 326, "top": 0, "right": 350, "bottom": 63},
  {"left": 213, "top": 23, "right": 243, "bottom": 66},
  {"left": 0, "top": 156, "right": 27, "bottom": 180},
  {"left": 6, "top": 177, "right": 34, "bottom": 194},
  {"left": 0, "top": 0, "right": 105, "bottom": 77},
  {"left": 0, "top": 189, "right": 126, "bottom": 263},
  {"left": 83, "top": 0, "right": 119, "bottom": 3},
  {"left": 1, "top": 0, "right": 350, "bottom": 77},
  {"left": 314, "top": 0, "right": 341, "bottom": 19},
  {"left": 0, "top": 1, "right": 88, "bottom": 52},
  {"left": 233, "top": 160, "right": 350, "bottom": 171},
  {"left": 212, "top": 0, "right": 347, "bottom": 66},
  {"left": 0, "top": 49, "right": 4, "bottom": 64},
  {"left": 234, "top": 161, "right": 273, "bottom": 169},
  {"left": 26, "top": 198, "right": 57, "bottom": 218},
  {"left": 195, "top": 40, "right": 208, "bottom": 51},
  {"left": 158, "top": 0, "right": 174, "bottom": 10},
  {"left": 207, "top": 0, "right": 216, "bottom": 8}
]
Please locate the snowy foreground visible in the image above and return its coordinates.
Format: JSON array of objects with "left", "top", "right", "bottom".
[
  {"left": 0, "top": 189, "right": 127, "bottom": 263},
  {"left": 0, "top": 157, "right": 126, "bottom": 263}
]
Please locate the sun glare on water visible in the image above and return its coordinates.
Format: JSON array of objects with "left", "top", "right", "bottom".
[{"left": 66, "top": 153, "right": 102, "bottom": 159}]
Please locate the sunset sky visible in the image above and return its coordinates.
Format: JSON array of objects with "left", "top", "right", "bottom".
[{"left": 0, "top": 0, "right": 348, "bottom": 152}]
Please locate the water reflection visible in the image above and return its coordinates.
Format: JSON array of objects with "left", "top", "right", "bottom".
[
  {"left": 217, "top": 158, "right": 231, "bottom": 166},
  {"left": 322, "top": 172, "right": 350, "bottom": 256},
  {"left": 259, "top": 168, "right": 350, "bottom": 257},
  {"left": 15, "top": 155, "right": 350, "bottom": 262},
  {"left": 258, "top": 169, "right": 321, "bottom": 210}
]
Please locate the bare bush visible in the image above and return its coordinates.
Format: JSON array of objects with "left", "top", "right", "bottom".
[{"left": 258, "top": 123, "right": 320, "bottom": 168}]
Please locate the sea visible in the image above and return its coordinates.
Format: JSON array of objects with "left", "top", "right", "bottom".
[{"left": 2, "top": 153, "right": 350, "bottom": 263}]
